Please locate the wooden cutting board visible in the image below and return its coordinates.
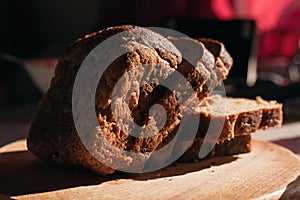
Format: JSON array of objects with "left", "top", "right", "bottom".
[{"left": 1, "top": 139, "right": 300, "bottom": 200}]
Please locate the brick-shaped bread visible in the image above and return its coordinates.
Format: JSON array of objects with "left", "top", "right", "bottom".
[{"left": 27, "top": 25, "right": 230, "bottom": 175}]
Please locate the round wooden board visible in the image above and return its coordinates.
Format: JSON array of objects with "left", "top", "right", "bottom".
[{"left": 1, "top": 139, "right": 300, "bottom": 200}]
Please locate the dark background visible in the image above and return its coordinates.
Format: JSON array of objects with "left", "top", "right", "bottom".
[{"left": 0, "top": 0, "right": 300, "bottom": 123}]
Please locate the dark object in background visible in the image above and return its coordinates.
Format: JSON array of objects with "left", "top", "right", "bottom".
[
  {"left": 0, "top": 0, "right": 101, "bottom": 108},
  {"left": 0, "top": 62, "right": 42, "bottom": 108},
  {"left": 164, "top": 19, "right": 258, "bottom": 87}
]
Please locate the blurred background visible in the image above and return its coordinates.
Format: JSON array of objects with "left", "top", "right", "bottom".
[{"left": 1, "top": 0, "right": 300, "bottom": 146}]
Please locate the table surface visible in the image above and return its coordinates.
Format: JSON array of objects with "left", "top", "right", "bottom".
[
  {"left": 1, "top": 139, "right": 300, "bottom": 200},
  {"left": 252, "top": 122, "right": 300, "bottom": 159}
]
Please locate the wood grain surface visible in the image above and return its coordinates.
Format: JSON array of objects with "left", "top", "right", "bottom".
[{"left": 0, "top": 139, "right": 300, "bottom": 200}]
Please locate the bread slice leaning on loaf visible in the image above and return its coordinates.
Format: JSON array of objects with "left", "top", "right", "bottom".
[{"left": 197, "top": 38, "right": 233, "bottom": 79}]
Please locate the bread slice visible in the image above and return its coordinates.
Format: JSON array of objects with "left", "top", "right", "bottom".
[
  {"left": 178, "top": 135, "right": 251, "bottom": 163},
  {"left": 197, "top": 95, "right": 283, "bottom": 141},
  {"left": 167, "top": 37, "right": 230, "bottom": 99}
]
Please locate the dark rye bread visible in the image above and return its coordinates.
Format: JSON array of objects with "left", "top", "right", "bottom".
[
  {"left": 197, "top": 95, "right": 283, "bottom": 141},
  {"left": 27, "top": 25, "right": 230, "bottom": 175}
]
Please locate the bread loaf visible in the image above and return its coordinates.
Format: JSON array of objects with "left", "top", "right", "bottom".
[
  {"left": 28, "top": 25, "right": 232, "bottom": 174},
  {"left": 27, "top": 25, "right": 282, "bottom": 175}
]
